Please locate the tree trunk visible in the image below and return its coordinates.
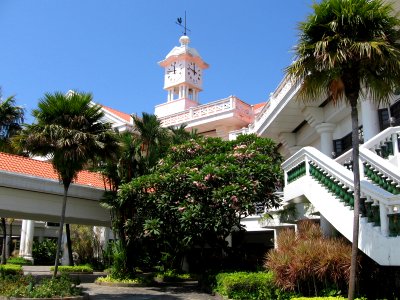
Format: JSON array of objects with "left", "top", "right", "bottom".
[
  {"left": 1, "top": 218, "right": 6, "bottom": 264},
  {"left": 53, "top": 184, "right": 69, "bottom": 278},
  {"left": 348, "top": 101, "right": 361, "bottom": 300},
  {"left": 65, "top": 224, "right": 74, "bottom": 266},
  {"left": 8, "top": 220, "right": 13, "bottom": 258}
]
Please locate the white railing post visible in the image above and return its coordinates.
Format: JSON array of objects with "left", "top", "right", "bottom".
[
  {"left": 230, "top": 96, "right": 235, "bottom": 109},
  {"left": 305, "top": 156, "right": 310, "bottom": 176},
  {"left": 284, "top": 168, "right": 288, "bottom": 187},
  {"left": 379, "top": 202, "right": 389, "bottom": 237},
  {"left": 359, "top": 157, "right": 365, "bottom": 179},
  {"left": 392, "top": 133, "right": 399, "bottom": 156}
]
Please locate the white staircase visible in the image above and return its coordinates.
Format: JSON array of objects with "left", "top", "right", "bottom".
[{"left": 282, "top": 127, "right": 400, "bottom": 266}]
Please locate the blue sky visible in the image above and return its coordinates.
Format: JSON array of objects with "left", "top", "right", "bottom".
[{"left": 0, "top": 1, "right": 312, "bottom": 123}]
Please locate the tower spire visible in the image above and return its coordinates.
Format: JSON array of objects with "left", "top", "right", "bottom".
[{"left": 176, "top": 11, "right": 191, "bottom": 36}]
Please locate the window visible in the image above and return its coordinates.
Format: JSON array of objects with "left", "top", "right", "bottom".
[
  {"left": 333, "top": 127, "right": 363, "bottom": 157},
  {"left": 378, "top": 98, "right": 400, "bottom": 131}
]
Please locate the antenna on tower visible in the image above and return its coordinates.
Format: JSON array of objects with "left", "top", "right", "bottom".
[{"left": 176, "top": 11, "right": 191, "bottom": 36}]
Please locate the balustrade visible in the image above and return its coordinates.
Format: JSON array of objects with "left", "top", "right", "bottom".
[
  {"left": 159, "top": 96, "right": 252, "bottom": 127},
  {"left": 283, "top": 147, "right": 400, "bottom": 237}
]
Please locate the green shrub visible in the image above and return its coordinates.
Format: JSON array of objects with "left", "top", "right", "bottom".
[
  {"left": 214, "top": 271, "right": 292, "bottom": 300},
  {"left": 155, "top": 269, "right": 193, "bottom": 282},
  {"left": 0, "top": 275, "right": 29, "bottom": 296},
  {"left": 6, "top": 257, "right": 33, "bottom": 265},
  {"left": 32, "top": 238, "right": 57, "bottom": 265},
  {"left": 291, "top": 298, "right": 346, "bottom": 300},
  {"left": 290, "top": 296, "right": 367, "bottom": 300},
  {"left": 95, "top": 275, "right": 142, "bottom": 284},
  {"left": 0, "top": 274, "right": 82, "bottom": 298},
  {"left": 266, "top": 221, "right": 352, "bottom": 297},
  {"left": 50, "top": 264, "right": 93, "bottom": 273},
  {"left": 0, "top": 264, "right": 23, "bottom": 275}
]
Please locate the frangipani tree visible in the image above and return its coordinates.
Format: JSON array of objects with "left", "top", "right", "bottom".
[{"left": 116, "top": 134, "right": 282, "bottom": 272}]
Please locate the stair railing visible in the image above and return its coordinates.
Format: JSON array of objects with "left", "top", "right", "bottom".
[
  {"left": 283, "top": 146, "right": 400, "bottom": 237},
  {"left": 362, "top": 126, "right": 400, "bottom": 158}
]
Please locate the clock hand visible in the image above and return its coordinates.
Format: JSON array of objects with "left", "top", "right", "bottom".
[{"left": 188, "top": 67, "right": 197, "bottom": 75}]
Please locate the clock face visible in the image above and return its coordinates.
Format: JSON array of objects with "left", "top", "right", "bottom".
[
  {"left": 186, "top": 62, "right": 202, "bottom": 85},
  {"left": 166, "top": 61, "right": 184, "bottom": 84}
]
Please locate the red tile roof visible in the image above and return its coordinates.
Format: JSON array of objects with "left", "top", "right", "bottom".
[
  {"left": 253, "top": 102, "right": 266, "bottom": 111},
  {"left": 0, "top": 152, "right": 106, "bottom": 189},
  {"left": 101, "top": 105, "right": 131, "bottom": 123}
]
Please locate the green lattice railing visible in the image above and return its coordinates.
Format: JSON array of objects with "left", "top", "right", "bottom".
[
  {"left": 287, "top": 161, "right": 306, "bottom": 183},
  {"left": 363, "top": 162, "right": 400, "bottom": 195}
]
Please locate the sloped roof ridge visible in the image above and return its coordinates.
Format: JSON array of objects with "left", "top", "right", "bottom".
[
  {"left": 0, "top": 152, "right": 105, "bottom": 189},
  {"left": 101, "top": 104, "right": 131, "bottom": 123}
]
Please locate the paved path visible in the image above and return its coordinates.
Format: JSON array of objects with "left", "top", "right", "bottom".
[
  {"left": 81, "top": 282, "right": 218, "bottom": 300},
  {"left": 23, "top": 266, "right": 218, "bottom": 300}
]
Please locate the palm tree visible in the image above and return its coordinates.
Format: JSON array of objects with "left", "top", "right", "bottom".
[
  {"left": 0, "top": 94, "right": 24, "bottom": 264},
  {"left": 16, "top": 91, "right": 118, "bottom": 277},
  {"left": 168, "top": 124, "right": 198, "bottom": 145},
  {"left": 0, "top": 218, "right": 5, "bottom": 265},
  {"left": 132, "top": 112, "right": 170, "bottom": 173},
  {"left": 0, "top": 95, "right": 24, "bottom": 153},
  {"left": 286, "top": 1, "right": 400, "bottom": 298}
]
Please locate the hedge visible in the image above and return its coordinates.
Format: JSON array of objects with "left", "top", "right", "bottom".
[
  {"left": 50, "top": 265, "right": 93, "bottom": 273},
  {"left": 0, "top": 264, "right": 23, "bottom": 275},
  {"left": 214, "top": 271, "right": 292, "bottom": 300}
]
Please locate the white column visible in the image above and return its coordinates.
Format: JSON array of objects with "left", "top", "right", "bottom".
[
  {"left": 193, "top": 90, "right": 198, "bottom": 102},
  {"left": 361, "top": 100, "right": 380, "bottom": 142},
  {"left": 167, "top": 90, "right": 173, "bottom": 102},
  {"left": 273, "top": 229, "right": 279, "bottom": 249},
  {"left": 379, "top": 202, "right": 389, "bottom": 237},
  {"left": 178, "top": 86, "right": 182, "bottom": 99},
  {"left": 185, "top": 86, "right": 189, "bottom": 99},
  {"left": 315, "top": 123, "right": 336, "bottom": 157},
  {"left": 19, "top": 220, "right": 27, "bottom": 257},
  {"left": 23, "top": 220, "right": 34, "bottom": 261},
  {"left": 392, "top": 133, "right": 399, "bottom": 156},
  {"left": 96, "top": 226, "right": 110, "bottom": 252}
]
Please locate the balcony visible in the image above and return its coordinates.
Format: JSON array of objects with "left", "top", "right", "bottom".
[{"left": 159, "top": 96, "right": 253, "bottom": 128}]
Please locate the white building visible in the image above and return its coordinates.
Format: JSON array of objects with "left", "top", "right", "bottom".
[
  {"left": 100, "top": 27, "right": 400, "bottom": 267},
  {"left": 6, "top": 2, "right": 400, "bottom": 266}
]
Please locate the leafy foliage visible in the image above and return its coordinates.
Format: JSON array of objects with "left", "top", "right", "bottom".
[
  {"left": 50, "top": 264, "right": 93, "bottom": 273},
  {"left": 70, "top": 224, "right": 104, "bottom": 267},
  {"left": 114, "top": 134, "right": 282, "bottom": 272},
  {"left": 32, "top": 238, "right": 57, "bottom": 265},
  {"left": 287, "top": 0, "right": 400, "bottom": 105},
  {"left": 0, "top": 94, "right": 24, "bottom": 153},
  {"left": 0, "top": 264, "right": 23, "bottom": 276},
  {"left": 214, "top": 271, "right": 292, "bottom": 300},
  {"left": 95, "top": 275, "right": 143, "bottom": 284},
  {"left": 5, "top": 257, "right": 33, "bottom": 266},
  {"left": 154, "top": 269, "right": 193, "bottom": 282},
  {"left": 266, "top": 221, "right": 353, "bottom": 297},
  {"left": 0, "top": 274, "right": 82, "bottom": 298},
  {"left": 99, "top": 114, "right": 197, "bottom": 277},
  {"left": 15, "top": 91, "right": 119, "bottom": 276}
]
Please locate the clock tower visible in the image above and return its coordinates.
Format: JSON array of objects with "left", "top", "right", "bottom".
[{"left": 155, "top": 35, "right": 209, "bottom": 118}]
